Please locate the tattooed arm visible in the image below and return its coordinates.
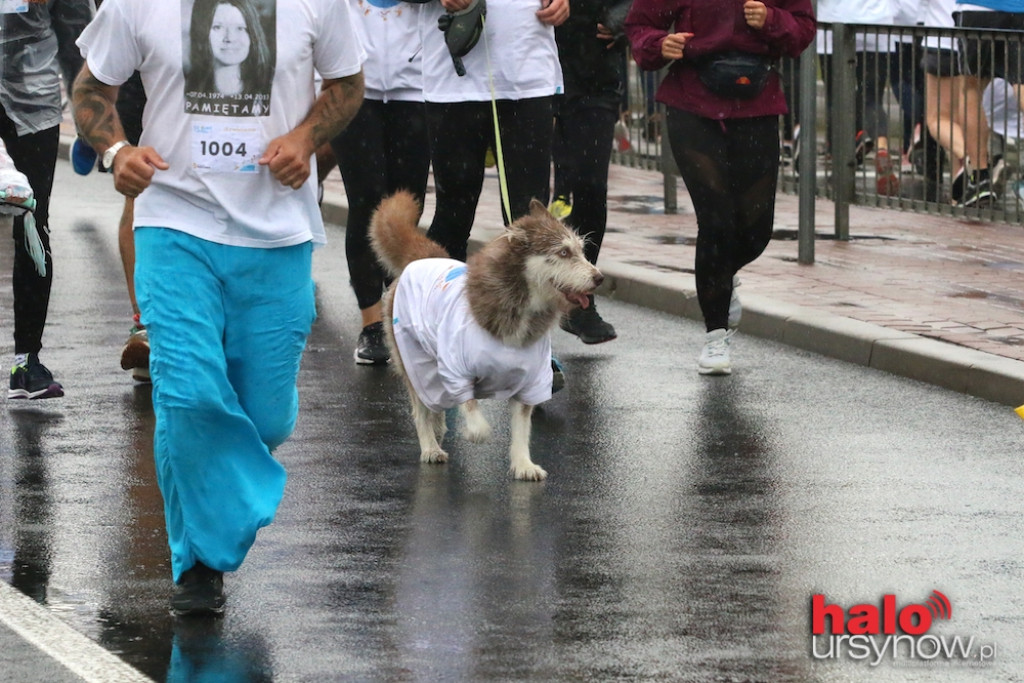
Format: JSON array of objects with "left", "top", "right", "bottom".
[
  {"left": 71, "top": 63, "right": 126, "bottom": 160},
  {"left": 258, "top": 71, "right": 365, "bottom": 190},
  {"left": 71, "top": 64, "right": 168, "bottom": 198}
]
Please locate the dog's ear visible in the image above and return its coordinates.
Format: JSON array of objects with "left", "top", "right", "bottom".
[
  {"left": 528, "top": 198, "right": 548, "bottom": 216},
  {"left": 503, "top": 223, "right": 529, "bottom": 246}
]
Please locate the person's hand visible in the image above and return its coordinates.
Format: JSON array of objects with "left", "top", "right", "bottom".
[
  {"left": 597, "top": 22, "right": 617, "bottom": 48},
  {"left": 260, "top": 131, "right": 314, "bottom": 190},
  {"left": 0, "top": 167, "right": 33, "bottom": 213},
  {"left": 744, "top": 0, "right": 767, "bottom": 30},
  {"left": 112, "top": 146, "right": 169, "bottom": 199},
  {"left": 537, "top": 0, "right": 569, "bottom": 27},
  {"left": 661, "top": 32, "right": 694, "bottom": 61}
]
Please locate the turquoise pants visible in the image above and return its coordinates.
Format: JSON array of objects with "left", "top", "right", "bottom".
[{"left": 134, "top": 228, "right": 316, "bottom": 582}]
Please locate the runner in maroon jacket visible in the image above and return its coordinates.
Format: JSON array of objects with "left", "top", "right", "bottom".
[{"left": 625, "top": 0, "right": 814, "bottom": 376}]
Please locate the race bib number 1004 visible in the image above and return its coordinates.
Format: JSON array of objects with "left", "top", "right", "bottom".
[{"left": 191, "top": 122, "right": 262, "bottom": 173}]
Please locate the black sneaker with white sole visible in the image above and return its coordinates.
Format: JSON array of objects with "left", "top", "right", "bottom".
[
  {"left": 8, "top": 353, "right": 63, "bottom": 399},
  {"left": 962, "top": 176, "right": 996, "bottom": 208},
  {"left": 354, "top": 321, "right": 390, "bottom": 365}
]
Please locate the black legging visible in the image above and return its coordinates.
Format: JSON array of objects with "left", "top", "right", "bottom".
[
  {"left": 550, "top": 101, "right": 618, "bottom": 265},
  {"left": 330, "top": 99, "right": 430, "bottom": 310},
  {"left": 1, "top": 109, "right": 57, "bottom": 355},
  {"left": 665, "top": 109, "right": 779, "bottom": 332},
  {"left": 425, "top": 96, "right": 553, "bottom": 262}
]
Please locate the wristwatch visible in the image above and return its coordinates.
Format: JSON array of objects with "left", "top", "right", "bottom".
[{"left": 102, "top": 140, "right": 131, "bottom": 170}]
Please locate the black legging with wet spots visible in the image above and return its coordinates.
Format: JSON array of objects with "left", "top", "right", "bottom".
[
  {"left": 424, "top": 96, "right": 553, "bottom": 262},
  {"left": 1, "top": 110, "right": 57, "bottom": 356},
  {"left": 330, "top": 99, "right": 430, "bottom": 310},
  {"left": 665, "top": 109, "right": 779, "bottom": 332}
]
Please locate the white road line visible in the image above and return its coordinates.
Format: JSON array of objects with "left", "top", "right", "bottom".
[{"left": 0, "top": 581, "right": 153, "bottom": 683}]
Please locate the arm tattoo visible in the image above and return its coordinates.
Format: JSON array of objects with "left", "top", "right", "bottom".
[
  {"left": 304, "top": 71, "right": 366, "bottom": 149},
  {"left": 71, "top": 66, "right": 125, "bottom": 153}
]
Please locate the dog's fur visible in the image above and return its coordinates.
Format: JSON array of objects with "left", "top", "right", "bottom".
[{"left": 370, "top": 190, "right": 603, "bottom": 480}]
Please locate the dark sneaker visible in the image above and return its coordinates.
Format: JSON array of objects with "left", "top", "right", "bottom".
[
  {"left": 120, "top": 326, "right": 151, "bottom": 383},
  {"left": 551, "top": 356, "right": 565, "bottom": 394},
  {"left": 170, "top": 561, "right": 225, "bottom": 617},
  {"left": 962, "top": 176, "right": 995, "bottom": 208},
  {"left": 354, "top": 321, "right": 390, "bottom": 365},
  {"left": 560, "top": 296, "right": 617, "bottom": 344},
  {"left": 8, "top": 354, "right": 64, "bottom": 399}
]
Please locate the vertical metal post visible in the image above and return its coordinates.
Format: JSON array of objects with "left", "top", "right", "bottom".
[
  {"left": 662, "top": 123, "right": 678, "bottom": 214},
  {"left": 797, "top": 34, "right": 818, "bottom": 264},
  {"left": 831, "top": 22, "right": 855, "bottom": 240}
]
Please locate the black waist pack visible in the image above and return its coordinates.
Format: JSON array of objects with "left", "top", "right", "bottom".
[{"left": 696, "top": 51, "right": 773, "bottom": 100}]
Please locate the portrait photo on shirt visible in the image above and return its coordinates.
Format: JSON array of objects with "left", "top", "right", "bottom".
[{"left": 182, "top": 0, "right": 276, "bottom": 116}]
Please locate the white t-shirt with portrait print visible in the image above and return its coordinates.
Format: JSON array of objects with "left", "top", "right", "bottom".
[{"left": 76, "top": 0, "right": 366, "bottom": 248}]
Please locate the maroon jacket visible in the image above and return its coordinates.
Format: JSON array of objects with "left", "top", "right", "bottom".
[{"left": 625, "top": 0, "right": 815, "bottom": 120}]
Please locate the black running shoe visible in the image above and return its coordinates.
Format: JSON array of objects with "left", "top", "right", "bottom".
[
  {"left": 962, "top": 176, "right": 995, "bottom": 208},
  {"left": 560, "top": 296, "right": 617, "bottom": 344},
  {"left": 170, "top": 562, "right": 225, "bottom": 617},
  {"left": 8, "top": 353, "right": 64, "bottom": 399},
  {"left": 354, "top": 321, "right": 390, "bottom": 365}
]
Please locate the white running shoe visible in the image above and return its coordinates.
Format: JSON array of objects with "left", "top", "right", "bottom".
[
  {"left": 698, "top": 328, "right": 732, "bottom": 375},
  {"left": 728, "top": 275, "right": 741, "bottom": 330}
]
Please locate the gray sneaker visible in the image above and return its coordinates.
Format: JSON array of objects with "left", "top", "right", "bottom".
[{"left": 698, "top": 329, "right": 732, "bottom": 375}]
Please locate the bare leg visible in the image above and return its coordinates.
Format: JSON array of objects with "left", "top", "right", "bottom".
[
  {"left": 925, "top": 73, "right": 967, "bottom": 172},
  {"left": 360, "top": 301, "right": 382, "bottom": 328},
  {"left": 960, "top": 74, "right": 990, "bottom": 170},
  {"left": 118, "top": 198, "right": 139, "bottom": 317}
]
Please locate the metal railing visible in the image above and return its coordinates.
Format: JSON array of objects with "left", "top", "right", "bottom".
[{"left": 613, "top": 22, "right": 1024, "bottom": 263}]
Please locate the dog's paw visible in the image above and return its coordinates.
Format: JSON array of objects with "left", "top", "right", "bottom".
[
  {"left": 420, "top": 448, "right": 448, "bottom": 464},
  {"left": 510, "top": 463, "right": 547, "bottom": 481}
]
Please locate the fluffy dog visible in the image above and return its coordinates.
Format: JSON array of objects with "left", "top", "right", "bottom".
[{"left": 370, "top": 190, "right": 604, "bottom": 481}]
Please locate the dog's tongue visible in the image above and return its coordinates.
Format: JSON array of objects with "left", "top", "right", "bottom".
[{"left": 570, "top": 292, "right": 590, "bottom": 309}]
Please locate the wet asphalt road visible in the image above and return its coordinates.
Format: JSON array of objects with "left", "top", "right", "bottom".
[{"left": 1, "top": 162, "right": 1024, "bottom": 682}]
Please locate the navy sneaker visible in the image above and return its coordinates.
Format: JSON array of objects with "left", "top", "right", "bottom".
[
  {"left": 8, "top": 354, "right": 64, "bottom": 399},
  {"left": 70, "top": 138, "right": 97, "bottom": 176},
  {"left": 170, "top": 561, "right": 225, "bottom": 617}
]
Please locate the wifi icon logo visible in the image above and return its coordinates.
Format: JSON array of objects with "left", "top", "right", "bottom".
[{"left": 924, "top": 590, "right": 952, "bottom": 621}]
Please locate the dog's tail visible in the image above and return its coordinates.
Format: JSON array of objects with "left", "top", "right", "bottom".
[{"left": 370, "top": 190, "right": 449, "bottom": 276}]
